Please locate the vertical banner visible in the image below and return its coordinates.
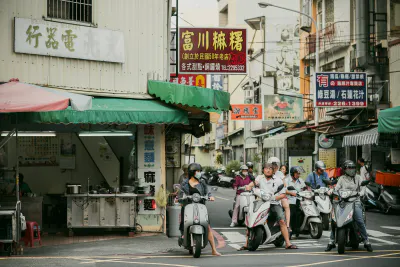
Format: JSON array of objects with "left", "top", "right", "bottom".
[{"left": 211, "top": 74, "right": 224, "bottom": 90}]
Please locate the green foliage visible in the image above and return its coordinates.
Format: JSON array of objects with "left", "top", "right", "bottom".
[
  {"left": 226, "top": 160, "right": 241, "bottom": 177},
  {"left": 215, "top": 153, "right": 223, "bottom": 165},
  {"left": 203, "top": 166, "right": 216, "bottom": 173}
]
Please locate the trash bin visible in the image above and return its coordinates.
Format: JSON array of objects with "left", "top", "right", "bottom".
[{"left": 167, "top": 204, "right": 181, "bottom": 237}]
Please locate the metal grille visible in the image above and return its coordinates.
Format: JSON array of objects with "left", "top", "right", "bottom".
[{"left": 47, "top": 0, "right": 93, "bottom": 23}]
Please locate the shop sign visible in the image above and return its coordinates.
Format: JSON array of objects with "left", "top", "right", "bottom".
[
  {"left": 211, "top": 74, "right": 224, "bottom": 91},
  {"left": 18, "top": 136, "right": 59, "bottom": 166},
  {"left": 315, "top": 72, "right": 367, "bottom": 108},
  {"left": 263, "top": 95, "right": 303, "bottom": 122},
  {"left": 289, "top": 156, "right": 312, "bottom": 180},
  {"left": 14, "top": 17, "right": 125, "bottom": 63},
  {"left": 178, "top": 27, "right": 247, "bottom": 74},
  {"left": 170, "top": 74, "right": 207, "bottom": 88},
  {"left": 231, "top": 104, "right": 262, "bottom": 120},
  {"left": 318, "top": 134, "right": 334, "bottom": 149},
  {"left": 143, "top": 126, "right": 155, "bottom": 168},
  {"left": 318, "top": 148, "right": 337, "bottom": 169}
]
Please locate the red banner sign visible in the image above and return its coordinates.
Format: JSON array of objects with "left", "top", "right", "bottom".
[
  {"left": 170, "top": 74, "right": 207, "bottom": 88},
  {"left": 231, "top": 104, "right": 262, "bottom": 120},
  {"left": 179, "top": 27, "right": 247, "bottom": 74}
]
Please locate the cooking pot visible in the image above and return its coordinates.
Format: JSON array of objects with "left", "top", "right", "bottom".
[{"left": 66, "top": 184, "right": 82, "bottom": 194}]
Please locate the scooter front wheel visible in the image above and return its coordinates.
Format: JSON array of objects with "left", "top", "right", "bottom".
[
  {"left": 248, "top": 228, "right": 263, "bottom": 251},
  {"left": 322, "top": 213, "right": 330, "bottom": 230},
  {"left": 337, "top": 228, "right": 346, "bottom": 254},
  {"left": 309, "top": 222, "right": 323, "bottom": 239},
  {"left": 193, "top": 234, "right": 202, "bottom": 258}
]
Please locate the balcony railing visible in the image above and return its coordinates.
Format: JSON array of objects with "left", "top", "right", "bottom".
[{"left": 305, "top": 21, "right": 351, "bottom": 58}]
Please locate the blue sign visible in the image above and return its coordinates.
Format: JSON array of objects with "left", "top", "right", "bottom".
[
  {"left": 315, "top": 72, "right": 367, "bottom": 108},
  {"left": 211, "top": 75, "right": 223, "bottom": 91}
]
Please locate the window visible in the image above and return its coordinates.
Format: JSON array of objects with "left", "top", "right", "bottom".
[
  {"left": 317, "top": 0, "right": 323, "bottom": 30},
  {"left": 219, "top": 5, "right": 228, "bottom": 27},
  {"left": 300, "top": 0, "right": 312, "bottom": 31},
  {"left": 47, "top": 0, "right": 93, "bottom": 23}
]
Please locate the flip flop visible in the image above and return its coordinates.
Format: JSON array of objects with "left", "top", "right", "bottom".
[
  {"left": 238, "top": 246, "right": 248, "bottom": 251},
  {"left": 286, "top": 244, "right": 298, "bottom": 249}
]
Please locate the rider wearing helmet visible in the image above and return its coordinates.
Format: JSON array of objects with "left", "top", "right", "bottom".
[
  {"left": 244, "top": 163, "right": 298, "bottom": 250},
  {"left": 306, "top": 161, "right": 329, "bottom": 189},
  {"left": 246, "top": 162, "right": 255, "bottom": 181},
  {"left": 286, "top": 166, "right": 306, "bottom": 237},
  {"left": 325, "top": 160, "right": 373, "bottom": 253},
  {"left": 178, "top": 163, "right": 221, "bottom": 256},
  {"left": 230, "top": 165, "right": 253, "bottom": 227}
]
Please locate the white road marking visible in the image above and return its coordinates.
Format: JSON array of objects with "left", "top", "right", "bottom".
[
  {"left": 381, "top": 226, "right": 400, "bottom": 231},
  {"left": 221, "top": 231, "right": 247, "bottom": 243},
  {"left": 214, "top": 196, "right": 231, "bottom": 201},
  {"left": 367, "top": 230, "right": 393, "bottom": 237},
  {"left": 368, "top": 237, "right": 398, "bottom": 245},
  {"left": 322, "top": 231, "right": 331, "bottom": 238},
  {"left": 228, "top": 243, "right": 242, "bottom": 250}
]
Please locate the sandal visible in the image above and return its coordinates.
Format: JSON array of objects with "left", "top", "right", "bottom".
[
  {"left": 238, "top": 246, "right": 248, "bottom": 251},
  {"left": 286, "top": 244, "right": 298, "bottom": 249}
]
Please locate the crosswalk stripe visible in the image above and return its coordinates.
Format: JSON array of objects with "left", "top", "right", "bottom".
[
  {"left": 228, "top": 244, "right": 242, "bottom": 250},
  {"left": 221, "top": 232, "right": 246, "bottom": 243},
  {"left": 367, "top": 230, "right": 393, "bottom": 237},
  {"left": 381, "top": 226, "right": 400, "bottom": 231},
  {"left": 368, "top": 237, "right": 398, "bottom": 245}
]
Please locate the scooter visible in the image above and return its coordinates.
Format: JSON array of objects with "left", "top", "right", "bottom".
[
  {"left": 228, "top": 186, "right": 254, "bottom": 226},
  {"left": 313, "top": 180, "right": 333, "bottom": 230},
  {"left": 246, "top": 184, "right": 285, "bottom": 251},
  {"left": 294, "top": 186, "right": 323, "bottom": 239},
  {"left": 218, "top": 171, "right": 235, "bottom": 187},
  {"left": 362, "top": 180, "right": 385, "bottom": 211},
  {"left": 331, "top": 180, "right": 370, "bottom": 254},
  {"left": 379, "top": 186, "right": 400, "bottom": 213},
  {"left": 176, "top": 186, "right": 212, "bottom": 258}
]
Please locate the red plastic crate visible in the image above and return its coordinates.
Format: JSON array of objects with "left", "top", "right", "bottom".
[{"left": 375, "top": 171, "right": 400, "bottom": 187}]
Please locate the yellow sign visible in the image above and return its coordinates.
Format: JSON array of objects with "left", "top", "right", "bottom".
[
  {"left": 289, "top": 156, "right": 313, "bottom": 180},
  {"left": 319, "top": 148, "right": 337, "bottom": 169}
]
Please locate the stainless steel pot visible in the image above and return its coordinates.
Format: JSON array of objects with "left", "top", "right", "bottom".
[{"left": 66, "top": 184, "right": 81, "bottom": 194}]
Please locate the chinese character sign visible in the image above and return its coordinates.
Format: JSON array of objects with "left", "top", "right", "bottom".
[
  {"left": 179, "top": 27, "right": 247, "bottom": 74},
  {"left": 143, "top": 125, "right": 155, "bottom": 168},
  {"left": 211, "top": 74, "right": 224, "bottom": 91},
  {"left": 170, "top": 74, "right": 207, "bottom": 88},
  {"left": 263, "top": 95, "right": 303, "bottom": 122},
  {"left": 289, "top": 156, "right": 312, "bottom": 180},
  {"left": 315, "top": 72, "right": 367, "bottom": 108},
  {"left": 14, "top": 17, "right": 125, "bottom": 63},
  {"left": 231, "top": 104, "right": 262, "bottom": 120}
]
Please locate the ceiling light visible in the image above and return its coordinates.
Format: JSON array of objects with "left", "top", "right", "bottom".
[
  {"left": 78, "top": 131, "right": 133, "bottom": 137},
  {"left": 258, "top": 2, "right": 270, "bottom": 8},
  {"left": 1, "top": 131, "right": 56, "bottom": 137}
]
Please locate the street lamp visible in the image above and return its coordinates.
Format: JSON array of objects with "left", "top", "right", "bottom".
[{"left": 258, "top": 2, "right": 320, "bottom": 163}]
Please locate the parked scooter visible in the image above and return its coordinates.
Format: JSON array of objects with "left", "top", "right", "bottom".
[
  {"left": 228, "top": 186, "right": 254, "bottom": 226},
  {"left": 290, "top": 185, "right": 323, "bottom": 239},
  {"left": 331, "top": 180, "right": 370, "bottom": 254},
  {"left": 218, "top": 170, "right": 235, "bottom": 187},
  {"left": 314, "top": 179, "right": 334, "bottom": 230},
  {"left": 176, "top": 185, "right": 216, "bottom": 258},
  {"left": 246, "top": 184, "right": 285, "bottom": 251}
]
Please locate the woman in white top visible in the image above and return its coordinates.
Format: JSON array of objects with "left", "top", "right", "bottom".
[{"left": 280, "top": 165, "right": 292, "bottom": 233}]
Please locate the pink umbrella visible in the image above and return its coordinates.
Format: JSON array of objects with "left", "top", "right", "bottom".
[{"left": 0, "top": 79, "right": 92, "bottom": 112}]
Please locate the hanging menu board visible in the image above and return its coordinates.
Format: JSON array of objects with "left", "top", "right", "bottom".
[
  {"left": 318, "top": 148, "right": 337, "bottom": 169},
  {"left": 18, "top": 137, "right": 59, "bottom": 166}
]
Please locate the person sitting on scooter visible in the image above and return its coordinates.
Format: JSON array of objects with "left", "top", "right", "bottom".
[
  {"left": 244, "top": 163, "right": 298, "bottom": 250},
  {"left": 246, "top": 162, "right": 256, "bottom": 181},
  {"left": 325, "top": 160, "right": 373, "bottom": 252},
  {"left": 230, "top": 165, "right": 253, "bottom": 227},
  {"left": 306, "top": 161, "right": 329, "bottom": 189},
  {"left": 286, "top": 166, "right": 306, "bottom": 238},
  {"left": 267, "top": 157, "right": 292, "bottom": 235},
  {"left": 178, "top": 163, "right": 221, "bottom": 256}
]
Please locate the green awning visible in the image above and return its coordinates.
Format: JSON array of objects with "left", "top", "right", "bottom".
[
  {"left": 19, "top": 97, "right": 189, "bottom": 125},
  {"left": 378, "top": 106, "right": 400, "bottom": 134},
  {"left": 148, "top": 80, "right": 230, "bottom": 111}
]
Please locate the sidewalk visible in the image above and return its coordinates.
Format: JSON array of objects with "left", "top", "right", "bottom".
[{"left": 21, "top": 234, "right": 179, "bottom": 257}]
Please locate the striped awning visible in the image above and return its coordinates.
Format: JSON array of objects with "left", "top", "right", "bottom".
[
  {"left": 342, "top": 127, "right": 379, "bottom": 147},
  {"left": 263, "top": 130, "right": 307, "bottom": 148}
]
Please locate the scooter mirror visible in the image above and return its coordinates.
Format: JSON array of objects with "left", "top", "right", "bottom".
[
  {"left": 305, "top": 181, "right": 312, "bottom": 187},
  {"left": 287, "top": 186, "right": 296, "bottom": 191},
  {"left": 361, "top": 180, "right": 370, "bottom": 186},
  {"left": 322, "top": 179, "right": 332, "bottom": 185},
  {"left": 275, "top": 184, "right": 284, "bottom": 194},
  {"left": 331, "top": 179, "right": 338, "bottom": 185},
  {"left": 316, "top": 185, "right": 321, "bottom": 189},
  {"left": 173, "top": 184, "right": 181, "bottom": 191}
]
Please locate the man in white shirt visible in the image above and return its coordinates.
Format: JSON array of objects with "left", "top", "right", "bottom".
[
  {"left": 357, "top": 158, "right": 370, "bottom": 196},
  {"left": 244, "top": 163, "right": 298, "bottom": 249}
]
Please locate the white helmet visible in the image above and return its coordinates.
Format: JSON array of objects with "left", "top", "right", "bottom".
[{"left": 267, "top": 157, "right": 281, "bottom": 168}]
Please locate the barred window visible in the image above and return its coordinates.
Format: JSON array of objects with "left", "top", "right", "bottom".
[{"left": 47, "top": 0, "right": 93, "bottom": 23}]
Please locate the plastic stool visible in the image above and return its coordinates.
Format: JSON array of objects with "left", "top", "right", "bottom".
[{"left": 21, "top": 221, "right": 42, "bottom": 247}]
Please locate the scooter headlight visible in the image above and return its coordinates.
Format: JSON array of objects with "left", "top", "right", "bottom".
[
  {"left": 192, "top": 193, "right": 201, "bottom": 203},
  {"left": 340, "top": 191, "right": 350, "bottom": 199},
  {"left": 261, "top": 192, "right": 272, "bottom": 201}
]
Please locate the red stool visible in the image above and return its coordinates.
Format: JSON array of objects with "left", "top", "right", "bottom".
[{"left": 21, "top": 221, "right": 42, "bottom": 247}]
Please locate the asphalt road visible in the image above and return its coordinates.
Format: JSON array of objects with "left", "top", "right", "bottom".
[{"left": 1, "top": 186, "right": 400, "bottom": 267}]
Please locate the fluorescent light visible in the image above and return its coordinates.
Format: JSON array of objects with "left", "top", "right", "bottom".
[
  {"left": 1, "top": 131, "right": 56, "bottom": 137},
  {"left": 258, "top": 2, "right": 270, "bottom": 8},
  {"left": 78, "top": 131, "right": 133, "bottom": 137}
]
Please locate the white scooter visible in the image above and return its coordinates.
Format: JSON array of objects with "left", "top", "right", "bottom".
[
  {"left": 313, "top": 179, "right": 333, "bottom": 230},
  {"left": 228, "top": 186, "right": 254, "bottom": 225},
  {"left": 292, "top": 186, "right": 323, "bottom": 239},
  {"left": 246, "top": 184, "right": 285, "bottom": 251}
]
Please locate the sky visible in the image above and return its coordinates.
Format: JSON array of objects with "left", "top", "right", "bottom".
[{"left": 175, "top": 0, "right": 219, "bottom": 28}]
